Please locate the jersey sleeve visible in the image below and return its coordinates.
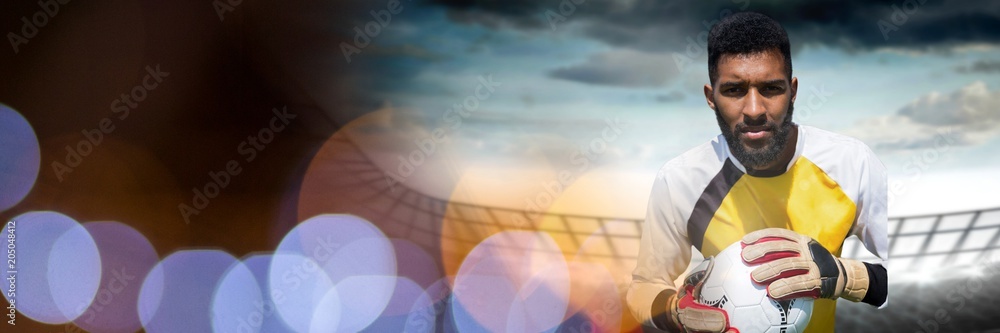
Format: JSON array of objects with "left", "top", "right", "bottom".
[
  {"left": 627, "top": 169, "right": 694, "bottom": 329},
  {"left": 851, "top": 143, "right": 889, "bottom": 307}
]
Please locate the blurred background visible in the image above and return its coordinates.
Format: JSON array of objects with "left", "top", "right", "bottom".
[{"left": 1, "top": 0, "right": 999, "bottom": 332}]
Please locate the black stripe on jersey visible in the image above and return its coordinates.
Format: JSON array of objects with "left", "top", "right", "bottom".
[{"left": 686, "top": 158, "right": 743, "bottom": 251}]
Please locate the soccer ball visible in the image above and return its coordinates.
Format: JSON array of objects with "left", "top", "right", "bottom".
[{"left": 697, "top": 241, "right": 813, "bottom": 333}]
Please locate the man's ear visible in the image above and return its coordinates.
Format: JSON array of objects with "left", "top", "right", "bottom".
[
  {"left": 790, "top": 76, "right": 798, "bottom": 104},
  {"left": 704, "top": 83, "right": 716, "bottom": 110}
]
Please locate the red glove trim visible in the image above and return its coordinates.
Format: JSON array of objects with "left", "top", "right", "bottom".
[{"left": 741, "top": 237, "right": 802, "bottom": 265}]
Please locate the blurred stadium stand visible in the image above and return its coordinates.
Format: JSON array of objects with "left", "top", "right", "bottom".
[{"left": 837, "top": 208, "right": 1000, "bottom": 333}]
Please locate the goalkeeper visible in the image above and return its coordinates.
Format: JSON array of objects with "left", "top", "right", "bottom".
[{"left": 626, "top": 12, "right": 888, "bottom": 333}]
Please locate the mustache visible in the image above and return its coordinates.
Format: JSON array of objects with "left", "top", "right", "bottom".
[{"left": 734, "top": 121, "right": 778, "bottom": 133}]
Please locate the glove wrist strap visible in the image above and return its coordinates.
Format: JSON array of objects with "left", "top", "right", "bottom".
[
  {"left": 839, "top": 258, "right": 870, "bottom": 302},
  {"left": 667, "top": 293, "right": 684, "bottom": 333}
]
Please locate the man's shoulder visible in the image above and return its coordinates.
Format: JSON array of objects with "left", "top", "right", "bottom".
[
  {"left": 800, "top": 125, "right": 877, "bottom": 163},
  {"left": 650, "top": 135, "right": 729, "bottom": 215},
  {"left": 799, "top": 125, "right": 882, "bottom": 179},
  {"left": 801, "top": 125, "right": 870, "bottom": 153},
  {"left": 657, "top": 135, "right": 728, "bottom": 178}
]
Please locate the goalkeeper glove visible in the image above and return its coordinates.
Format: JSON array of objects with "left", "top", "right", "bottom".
[
  {"left": 740, "top": 228, "right": 869, "bottom": 302},
  {"left": 666, "top": 257, "right": 737, "bottom": 333}
]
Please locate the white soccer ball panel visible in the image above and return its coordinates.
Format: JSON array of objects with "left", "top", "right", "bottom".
[
  {"left": 731, "top": 305, "right": 771, "bottom": 332},
  {"left": 788, "top": 298, "right": 813, "bottom": 328},
  {"left": 722, "top": 268, "right": 766, "bottom": 308}
]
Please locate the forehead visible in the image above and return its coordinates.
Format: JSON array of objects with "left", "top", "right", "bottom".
[{"left": 716, "top": 50, "right": 787, "bottom": 83}]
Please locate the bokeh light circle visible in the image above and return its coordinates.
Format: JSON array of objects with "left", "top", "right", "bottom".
[
  {"left": 572, "top": 221, "right": 643, "bottom": 331},
  {"left": 212, "top": 260, "right": 263, "bottom": 333},
  {"left": 0, "top": 104, "right": 40, "bottom": 211},
  {"left": 362, "top": 277, "right": 428, "bottom": 332},
  {"left": 451, "top": 231, "right": 569, "bottom": 332},
  {"left": 240, "top": 254, "right": 297, "bottom": 333},
  {"left": 380, "top": 277, "right": 429, "bottom": 318},
  {"left": 573, "top": 219, "right": 640, "bottom": 291},
  {"left": 452, "top": 250, "right": 518, "bottom": 332},
  {"left": 74, "top": 221, "right": 158, "bottom": 333},
  {"left": 308, "top": 286, "right": 342, "bottom": 333},
  {"left": 272, "top": 214, "right": 397, "bottom": 332},
  {"left": 267, "top": 253, "right": 333, "bottom": 333},
  {"left": 391, "top": 239, "right": 440, "bottom": 289},
  {"left": 138, "top": 250, "right": 239, "bottom": 333},
  {"left": 562, "top": 262, "right": 622, "bottom": 333},
  {"left": 276, "top": 214, "right": 396, "bottom": 282},
  {"left": 3, "top": 211, "right": 100, "bottom": 324},
  {"left": 507, "top": 262, "right": 571, "bottom": 332},
  {"left": 404, "top": 278, "right": 453, "bottom": 333},
  {"left": 320, "top": 235, "right": 397, "bottom": 283},
  {"left": 332, "top": 274, "right": 395, "bottom": 331}
]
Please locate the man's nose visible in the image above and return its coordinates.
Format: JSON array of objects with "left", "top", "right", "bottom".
[{"left": 743, "top": 88, "right": 767, "bottom": 124}]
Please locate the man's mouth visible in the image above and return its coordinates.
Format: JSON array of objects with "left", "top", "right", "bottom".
[{"left": 739, "top": 125, "right": 772, "bottom": 140}]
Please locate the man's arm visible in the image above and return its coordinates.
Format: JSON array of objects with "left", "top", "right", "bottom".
[
  {"left": 627, "top": 170, "right": 694, "bottom": 330},
  {"left": 852, "top": 143, "right": 889, "bottom": 307}
]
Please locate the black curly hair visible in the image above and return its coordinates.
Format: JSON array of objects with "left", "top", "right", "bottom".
[{"left": 707, "top": 12, "right": 792, "bottom": 86}]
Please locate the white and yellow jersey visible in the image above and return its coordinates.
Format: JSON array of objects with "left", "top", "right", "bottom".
[{"left": 627, "top": 124, "right": 888, "bottom": 333}]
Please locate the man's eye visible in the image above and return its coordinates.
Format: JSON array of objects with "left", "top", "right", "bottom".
[{"left": 764, "top": 86, "right": 782, "bottom": 92}]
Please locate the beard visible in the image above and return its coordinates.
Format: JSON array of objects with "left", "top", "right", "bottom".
[{"left": 715, "top": 101, "right": 794, "bottom": 170}]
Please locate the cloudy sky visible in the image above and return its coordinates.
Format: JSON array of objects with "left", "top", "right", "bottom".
[{"left": 334, "top": 0, "right": 1000, "bottom": 217}]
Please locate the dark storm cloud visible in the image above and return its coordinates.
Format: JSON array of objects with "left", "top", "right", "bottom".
[
  {"left": 955, "top": 59, "right": 1000, "bottom": 73},
  {"left": 656, "top": 91, "right": 685, "bottom": 103},
  {"left": 548, "top": 49, "right": 678, "bottom": 87},
  {"left": 426, "top": 0, "right": 1000, "bottom": 52}
]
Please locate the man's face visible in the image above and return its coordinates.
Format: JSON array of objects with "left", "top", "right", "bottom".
[{"left": 705, "top": 50, "right": 798, "bottom": 170}]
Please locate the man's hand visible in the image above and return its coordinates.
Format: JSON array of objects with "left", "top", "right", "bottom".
[
  {"left": 667, "top": 258, "right": 737, "bottom": 333},
  {"left": 740, "top": 228, "right": 870, "bottom": 302}
]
